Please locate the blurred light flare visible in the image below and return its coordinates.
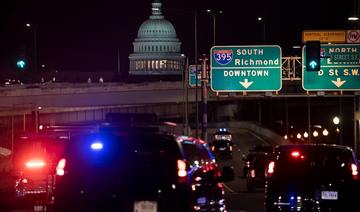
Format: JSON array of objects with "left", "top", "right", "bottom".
[
  {"left": 91, "top": 141, "right": 103, "bottom": 150},
  {"left": 25, "top": 159, "right": 46, "bottom": 168}
]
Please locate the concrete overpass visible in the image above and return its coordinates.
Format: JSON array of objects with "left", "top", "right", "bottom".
[{"left": 0, "top": 80, "right": 357, "bottom": 113}]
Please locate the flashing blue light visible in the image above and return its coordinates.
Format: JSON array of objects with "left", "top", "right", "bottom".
[
  {"left": 290, "top": 193, "right": 296, "bottom": 207},
  {"left": 91, "top": 142, "right": 103, "bottom": 150}
]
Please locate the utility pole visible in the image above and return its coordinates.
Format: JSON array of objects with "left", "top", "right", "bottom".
[
  {"left": 339, "top": 97, "right": 343, "bottom": 145},
  {"left": 307, "top": 97, "right": 311, "bottom": 143},
  {"left": 194, "top": 11, "right": 199, "bottom": 138},
  {"left": 199, "top": 54, "right": 208, "bottom": 141},
  {"left": 184, "top": 58, "right": 189, "bottom": 135},
  {"left": 117, "top": 48, "right": 121, "bottom": 76}
]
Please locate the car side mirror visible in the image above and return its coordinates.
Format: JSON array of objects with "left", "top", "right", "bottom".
[{"left": 220, "top": 166, "right": 234, "bottom": 182}]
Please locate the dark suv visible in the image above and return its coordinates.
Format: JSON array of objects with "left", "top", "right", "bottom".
[
  {"left": 210, "top": 139, "right": 233, "bottom": 159},
  {"left": 244, "top": 152, "right": 270, "bottom": 192},
  {"left": 54, "top": 130, "right": 234, "bottom": 212},
  {"left": 265, "top": 144, "right": 360, "bottom": 211}
]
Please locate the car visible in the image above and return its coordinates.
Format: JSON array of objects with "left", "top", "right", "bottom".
[
  {"left": 11, "top": 125, "right": 97, "bottom": 211},
  {"left": 12, "top": 133, "right": 66, "bottom": 209},
  {"left": 213, "top": 128, "right": 232, "bottom": 142},
  {"left": 242, "top": 145, "right": 273, "bottom": 177},
  {"left": 265, "top": 144, "right": 360, "bottom": 212},
  {"left": 210, "top": 139, "right": 233, "bottom": 159},
  {"left": 54, "top": 128, "right": 234, "bottom": 212},
  {"left": 244, "top": 152, "right": 270, "bottom": 192}
]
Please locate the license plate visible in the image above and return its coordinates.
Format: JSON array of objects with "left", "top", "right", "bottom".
[
  {"left": 134, "top": 201, "right": 157, "bottom": 212},
  {"left": 321, "top": 191, "right": 338, "bottom": 200},
  {"left": 197, "top": 197, "right": 207, "bottom": 205},
  {"left": 219, "top": 147, "right": 226, "bottom": 150},
  {"left": 34, "top": 205, "right": 46, "bottom": 212}
]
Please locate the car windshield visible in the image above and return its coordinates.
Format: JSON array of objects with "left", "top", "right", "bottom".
[{"left": 273, "top": 147, "right": 355, "bottom": 186}]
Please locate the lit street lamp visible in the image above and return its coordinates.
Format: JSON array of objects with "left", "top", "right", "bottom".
[
  {"left": 333, "top": 116, "right": 340, "bottom": 125},
  {"left": 312, "top": 130, "right": 319, "bottom": 137},
  {"left": 348, "top": 16, "right": 359, "bottom": 21},
  {"left": 206, "top": 9, "right": 223, "bottom": 46},
  {"left": 348, "top": 0, "right": 359, "bottom": 28},
  {"left": 322, "top": 129, "right": 329, "bottom": 136},
  {"left": 333, "top": 116, "right": 342, "bottom": 145}
]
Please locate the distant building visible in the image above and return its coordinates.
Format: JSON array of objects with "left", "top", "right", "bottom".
[{"left": 128, "top": 0, "right": 185, "bottom": 75}]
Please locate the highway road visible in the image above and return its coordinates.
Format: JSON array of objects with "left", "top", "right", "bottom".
[{"left": 216, "top": 128, "right": 277, "bottom": 212}]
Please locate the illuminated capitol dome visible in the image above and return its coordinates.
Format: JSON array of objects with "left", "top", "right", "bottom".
[{"left": 129, "top": 0, "right": 185, "bottom": 75}]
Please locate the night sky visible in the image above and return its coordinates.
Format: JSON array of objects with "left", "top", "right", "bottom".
[{"left": 0, "top": 0, "right": 356, "bottom": 74}]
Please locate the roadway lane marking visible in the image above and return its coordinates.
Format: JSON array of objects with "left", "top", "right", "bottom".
[{"left": 222, "top": 183, "right": 235, "bottom": 193}]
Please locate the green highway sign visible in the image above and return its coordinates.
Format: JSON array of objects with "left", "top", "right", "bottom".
[
  {"left": 210, "top": 45, "right": 282, "bottom": 92},
  {"left": 302, "top": 44, "right": 360, "bottom": 91},
  {"left": 188, "top": 65, "right": 210, "bottom": 87}
]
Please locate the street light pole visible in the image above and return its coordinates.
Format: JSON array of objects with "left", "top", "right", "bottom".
[
  {"left": 307, "top": 97, "right": 312, "bottom": 143},
  {"left": 257, "top": 17, "right": 266, "bottom": 44},
  {"left": 195, "top": 11, "right": 199, "bottom": 138},
  {"left": 212, "top": 14, "right": 216, "bottom": 46},
  {"left": 206, "top": 10, "right": 222, "bottom": 46},
  {"left": 26, "top": 23, "right": 38, "bottom": 73},
  {"left": 339, "top": 97, "right": 343, "bottom": 145},
  {"left": 199, "top": 54, "right": 208, "bottom": 141}
]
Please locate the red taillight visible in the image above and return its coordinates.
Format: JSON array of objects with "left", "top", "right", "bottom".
[
  {"left": 267, "top": 161, "right": 275, "bottom": 176},
  {"left": 351, "top": 163, "right": 358, "bottom": 180},
  {"left": 217, "top": 182, "right": 224, "bottom": 189},
  {"left": 291, "top": 151, "right": 305, "bottom": 159},
  {"left": 25, "top": 159, "right": 46, "bottom": 169},
  {"left": 56, "top": 158, "right": 66, "bottom": 176},
  {"left": 177, "top": 159, "right": 187, "bottom": 183},
  {"left": 291, "top": 151, "right": 300, "bottom": 157}
]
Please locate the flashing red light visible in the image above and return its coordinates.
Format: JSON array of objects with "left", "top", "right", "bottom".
[
  {"left": 56, "top": 158, "right": 66, "bottom": 176},
  {"left": 25, "top": 159, "right": 46, "bottom": 169}
]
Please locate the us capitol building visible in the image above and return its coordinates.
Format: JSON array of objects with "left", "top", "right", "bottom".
[{"left": 128, "top": 0, "right": 185, "bottom": 75}]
